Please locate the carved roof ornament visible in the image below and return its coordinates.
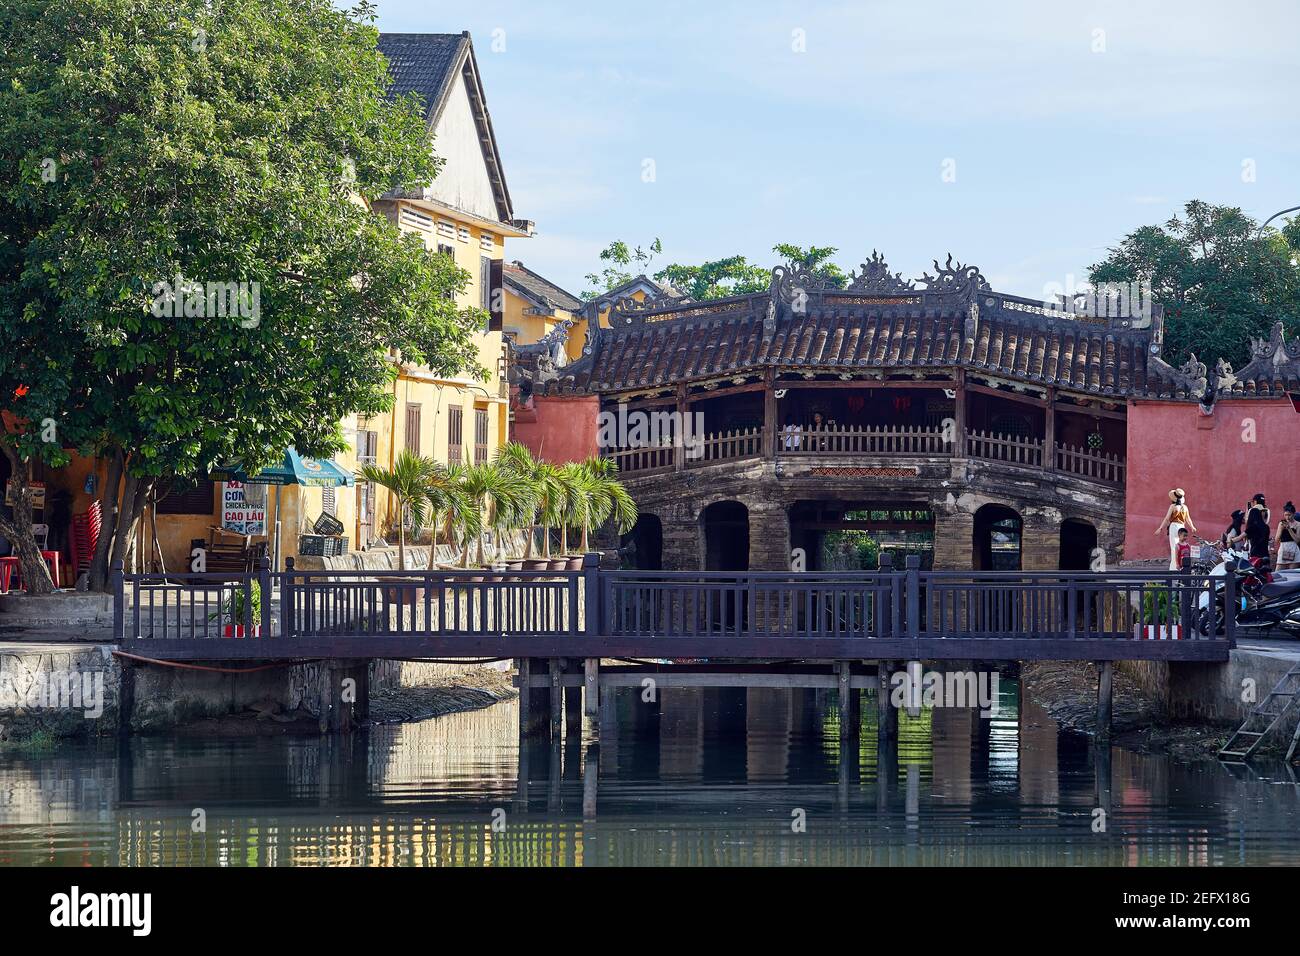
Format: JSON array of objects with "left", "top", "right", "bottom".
[
  {"left": 1249, "top": 320, "right": 1300, "bottom": 366},
  {"left": 772, "top": 263, "right": 833, "bottom": 305},
  {"left": 845, "top": 250, "right": 916, "bottom": 294},
  {"left": 919, "top": 254, "right": 991, "bottom": 297}
]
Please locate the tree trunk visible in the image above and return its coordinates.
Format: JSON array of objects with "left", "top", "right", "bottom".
[
  {"left": 397, "top": 498, "right": 406, "bottom": 572},
  {"left": 88, "top": 449, "right": 125, "bottom": 591},
  {"left": 0, "top": 449, "right": 54, "bottom": 595},
  {"left": 581, "top": 525, "right": 590, "bottom": 552}
]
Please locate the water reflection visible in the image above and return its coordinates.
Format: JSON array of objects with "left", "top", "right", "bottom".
[{"left": 1, "top": 676, "right": 1298, "bottom": 866}]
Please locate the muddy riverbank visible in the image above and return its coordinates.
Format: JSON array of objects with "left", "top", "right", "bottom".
[{"left": 1021, "top": 660, "right": 1236, "bottom": 760}]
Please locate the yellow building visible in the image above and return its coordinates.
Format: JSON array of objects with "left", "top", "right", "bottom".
[{"left": 78, "top": 31, "right": 531, "bottom": 575}]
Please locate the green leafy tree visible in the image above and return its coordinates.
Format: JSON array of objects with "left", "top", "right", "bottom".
[
  {"left": 0, "top": 0, "right": 486, "bottom": 591},
  {"left": 583, "top": 238, "right": 663, "bottom": 297},
  {"left": 1089, "top": 200, "right": 1300, "bottom": 367},
  {"left": 454, "top": 461, "right": 533, "bottom": 566},
  {"left": 773, "top": 243, "right": 848, "bottom": 289},
  {"left": 655, "top": 256, "right": 771, "bottom": 300},
  {"left": 496, "top": 441, "right": 565, "bottom": 558}
]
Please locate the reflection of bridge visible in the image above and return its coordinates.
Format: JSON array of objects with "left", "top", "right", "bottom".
[{"left": 114, "top": 556, "right": 1235, "bottom": 739}]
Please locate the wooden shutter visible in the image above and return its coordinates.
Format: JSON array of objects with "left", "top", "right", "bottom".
[
  {"left": 405, "top": 403, "right": 421, "bottom": 455},
  {"left": 488, "top": 258, "right": 503, "bottom": 331},
  {"left": 474, "top": 407, "right": 489, "bottom": 463},
  {"left": 448, "top": 405, "right": 464, "bottom": 464}
]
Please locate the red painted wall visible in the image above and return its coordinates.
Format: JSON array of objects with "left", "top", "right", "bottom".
[
  {"left": 1125, "top": 399, "right": 1300, "bottom": 559},
  {"left": 510, "top": 392, "right": 600, "bottom": 464}
]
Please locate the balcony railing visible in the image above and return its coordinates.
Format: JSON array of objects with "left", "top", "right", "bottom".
[
  {"left": 609, "top": 426, "right": 1126, "bottom": 488},
  {"left": 778, "top": 424, "right": 947, "bottom": 456}
]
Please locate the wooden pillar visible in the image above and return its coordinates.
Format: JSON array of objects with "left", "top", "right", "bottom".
[
  {"left": 517, "top": 658, "right": 530, "bottom": 739},
  {"left": 353, "top": 661, "right": 370, "bottom": 722},
  {"left": 1096, "top": 661, "right": 1113, "bottom": 741},
  {"left": 674, "top": 382, "right": 688, "bottom": 472},
  {"left": 838, "top": 662, "right": 855, "bottom": 745},
  {"left": 953, "top": 369, "right": 967, "bottom": 455},
  {"left": 877, "top": 661, "right": 897, "bottom": 742},
  {"left": 584, "top": 657, "right": 600, "bottom": 725},
  {"left": 761, "top": 369, "right": 777, "bottom": 458},
  {"left": 549, "top": 659, "right": 563, "bottom": 739},
  {"left": 1044, "top": 386, "right": 1056, "bottom": 471}
]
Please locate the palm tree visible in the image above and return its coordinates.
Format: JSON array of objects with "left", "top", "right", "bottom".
[
  {"left": 578, "top": 456, "right": 638, "bottom": 552},
  {"left": 357, "top": 450, "right": 443, "bottom": 571},
  {"left": 556, "top": 462, "right": 598, "bottom": 555},
  {"left": 455, "top": 461, "right": 535, "bottom": 566},
  {"left": 496, "top": 442, "right": 564, "bottom": 558},
  {"left": 425, "top": 466, "right": 475, "bottom": 562}
]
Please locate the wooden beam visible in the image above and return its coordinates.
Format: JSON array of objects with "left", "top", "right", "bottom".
[
  {"left": 1055, "top": 399, "right": 1127, "bottom": 422},
  {"left": 1044, "top": 386, "right": 1056, "bottom": 472},
  {"left": 761, "top": 369, "right": 777, "bottom": 458},
  {"left": 685, "top": 380, "right": 766, "bottom": 402},
  {"left": 965, "top": 381, "right": 1049, "bottom": 407},
  {"left": 779, "top": 378, "right": 957, "bottom": 390}
]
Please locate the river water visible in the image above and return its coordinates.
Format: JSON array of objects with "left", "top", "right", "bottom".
[{"left": 1, "top": 678, "right": 1298, "bottom": 866}]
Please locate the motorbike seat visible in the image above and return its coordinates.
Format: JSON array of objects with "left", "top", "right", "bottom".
[{"left": 1261, "top": 579, "right": 1300, "bottom": 600}]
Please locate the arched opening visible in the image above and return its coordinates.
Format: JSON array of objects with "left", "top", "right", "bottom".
[
  {"left": 702, "top": 501, "right": 749, "bottom": 572},
  {"left": 973, "top": 504, "right": 1022, "bottom": 571},
  {"left": 702, "top": 501, "right": 749, "bottom": 631},
  {"left": 619, "top": 514, "right": 663, "bottom": 570},
  {"left": 1059, "top": 518, "right": 1098, "bottom": 571}
]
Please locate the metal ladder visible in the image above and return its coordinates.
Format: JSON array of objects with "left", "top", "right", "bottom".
[{"left": 1218, "top": 660, "right": 1300, "bottom": 762}]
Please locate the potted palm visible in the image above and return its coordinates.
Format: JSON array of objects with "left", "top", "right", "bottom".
[
  {"left": 455, "top": 460, "right": 534, "bottom": 576},
  {"left": 497, "top": 442, "right": 562, "bottom": 571},
  {"left": 555, "top": 462, "right": 594, "bottom": 569},
  {"left": 1136, "top": 589, "right": 1181, "bottom": 640},
  {"left": 357, "top": 450, "right": 443, "bottom": 604},
  {"left": 577, "top": 456, "right": 638, "bottom": 558}
]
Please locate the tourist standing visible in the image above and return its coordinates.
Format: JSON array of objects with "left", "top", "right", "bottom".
[
  {"left": 1155, "top": 488, "right": 1197, "bottom": 571},
  {"left": 1274, "top": 501, "right": 1300, "bottom": 570},
  {"left": 1245, "top": 494, "right": 1271, "bottom": 570}
]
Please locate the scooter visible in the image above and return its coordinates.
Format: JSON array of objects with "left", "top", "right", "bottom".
[{"left": 1197, "top": 542, "right": 1300, "bottom": 637}]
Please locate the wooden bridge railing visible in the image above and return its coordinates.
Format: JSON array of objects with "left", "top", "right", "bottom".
[
  {"left": 776, "top": 424, "right": 948, "bottom": 456},
  {"left": 114, "top": 556, "right": 1235, "bottom": 661}
]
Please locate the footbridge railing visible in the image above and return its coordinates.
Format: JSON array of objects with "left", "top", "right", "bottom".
[{"left": 112, "top": 556, "right": 1235, "bottom": 661}]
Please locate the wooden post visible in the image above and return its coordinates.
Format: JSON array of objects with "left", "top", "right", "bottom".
[
  {"left": 354, "top": 661, "right": 370, "bottom": 722},
  {"left": 762, "top": 369, "right": 777, "bottom": 458},
  {"left": 905, "top": 659, "right": 923, "bottom": 718},
  {"left": 674, "top": 382, "right": 688, "bottom": 472},
  {"left": 550, "top": 659, "right": 563, "bottom": 739},
  {"left": 1044, "top": 386, "right": 1056, "bottom": 471},
  {"left": 1097, "top": 661, "right": 1113, "bottom": 741},
  {"left": 584, "top": 658, "right": 600, "bottom": 720},
  {"left": 838, "top": 661, "right": 854, "bottom": 745},
  {"left": 877, "top": 661, "right": 897, "bottom": 741},
  {"left": 953, "top": 369, "right": 967, "bottom": 456}
]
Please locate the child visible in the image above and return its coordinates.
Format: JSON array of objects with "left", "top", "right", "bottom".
[{"left": 1176, "top": 527, "right": 1192, "bottom": 571}]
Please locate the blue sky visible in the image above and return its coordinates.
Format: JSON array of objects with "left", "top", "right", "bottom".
[{"left": 376, "top": 0, "right": 1300, "bottom": 301}]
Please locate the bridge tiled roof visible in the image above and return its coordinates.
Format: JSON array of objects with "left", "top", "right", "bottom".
[{"left": 518, "top": 254, "right": 1195, "bottom": 401}]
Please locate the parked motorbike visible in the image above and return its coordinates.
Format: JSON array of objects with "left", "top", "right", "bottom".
[{"left": 1196, "top": 541, "right": 1300, "bottom": 637}]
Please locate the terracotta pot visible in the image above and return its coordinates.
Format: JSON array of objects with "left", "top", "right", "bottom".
[
  {"left": 523, "top": 558, "right": 551, "bottom": 571},
  {"left": 384, "top": 578, "right": 425, "bottom": 605},
  {"left": 566, "top": 556, "right": 584, "bottom": 570},
  {"left": 222, "top": 625, "right": 261, "bottom": 639},
  {"left": 547, "top": 558, "right": 569, "bottom": 571}
]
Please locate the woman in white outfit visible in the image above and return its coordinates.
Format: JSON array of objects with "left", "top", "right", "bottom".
[{"left": 1155, "top": 488, "right": 1196, "bottom": 571}]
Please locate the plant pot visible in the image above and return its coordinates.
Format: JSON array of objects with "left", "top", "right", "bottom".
[
  {"left": 384, "top": 578, "right": 426, "bottom": 605},
  {"left": 547, "top": 558, "right": 569, "bottom": 571},
  {"left": 523, "top": 559, "right": 550, "bottom": 571},
  {"left": 222, "top": 625, "right": 261, "bottom": 638},
  {"left": 565, "top": 556, "right": 584, "bottom": 570},
  {"left": 506, "top": 559, "right": 525, "bottom": 571},
  {"left": 1134, "top": 624, "right": 1182, "bottom": 640}
]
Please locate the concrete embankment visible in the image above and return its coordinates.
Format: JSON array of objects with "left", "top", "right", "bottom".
[{"left": 0, "top": 642, "right": 513, "bottom": 744}]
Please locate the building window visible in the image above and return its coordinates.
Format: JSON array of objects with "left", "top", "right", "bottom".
[
  {"left": 156, "top": 477, "right": 215, "bottom": 515},
  {"left": 480, "top": 255, "right": 492, "bottom": 313},
  {"left": 436, "top": 219, "right": 455, "bottom": 239},
  {"left": 480, "top": 231, "right": 495, "bottom": 252},
  {"left": 448, "top": 405, "right": 464, "bottom": 464},
  {"left": 457, "top": 225, "right": 471, "bottom": 243},
  {"left": 404, "top": 403, "right": 422, "bottom": 455},
  {"left": 400, "top": 207, "right": 433, "bottom": 232},
  {"left": 474, "top": 407, "right": 489, "bottom": 464}
]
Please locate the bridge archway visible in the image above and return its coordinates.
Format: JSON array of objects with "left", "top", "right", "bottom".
[
  {"left": 702, "top": 501, "right": 749, "bottom": 571},
  {"left": 1059, "top": 518, "right": 1098, "bottom": 571},
  {"left": 620, "top": 513, "right": 663, "bottom": 570},
  {"left": 973, "top": 504, "right": 1022, "bottom": 571}
]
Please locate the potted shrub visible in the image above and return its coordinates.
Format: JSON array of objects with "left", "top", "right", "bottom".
[
  {"left": 1136, "top": 589, "right": 1182, "bottom": 640},
  {"left": 217, "top": 582, "right": 262, "bottom": 638}
]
